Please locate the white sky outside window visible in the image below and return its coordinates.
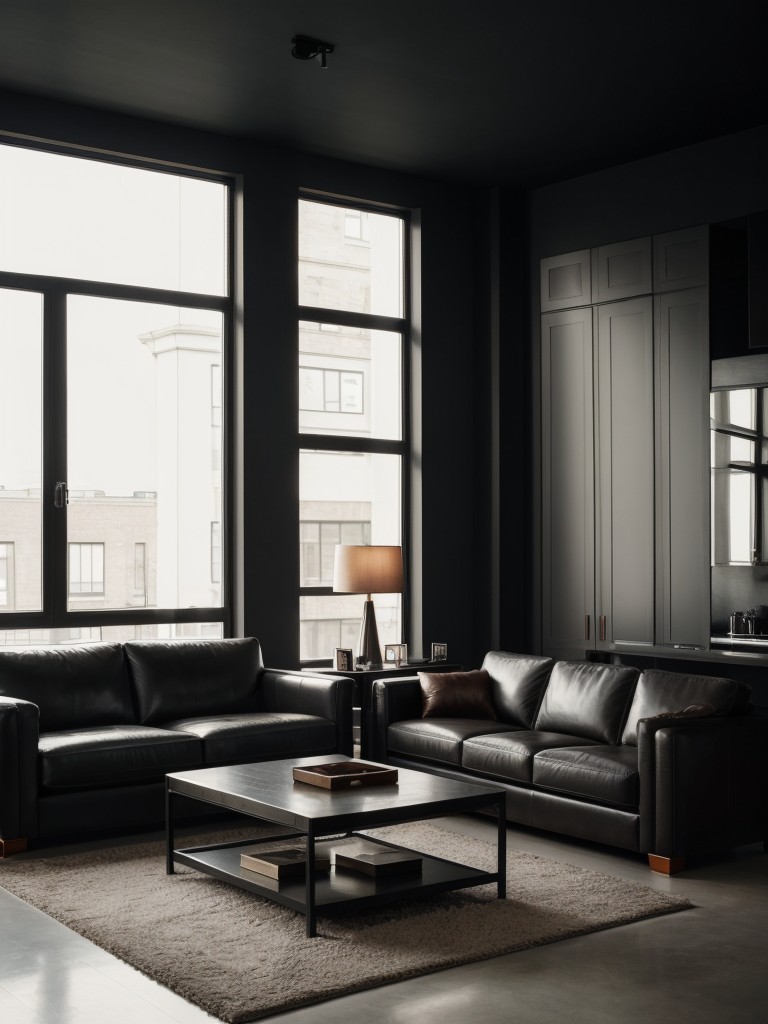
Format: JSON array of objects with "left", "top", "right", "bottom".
[{"left": 0, "top": 144, "right": 227, "bottom": 294}]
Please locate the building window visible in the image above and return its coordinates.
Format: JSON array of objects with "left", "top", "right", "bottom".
[
  {"left": 0, "top": 141, "right": 231, "bottom": 643},
  {"left": 133, "top": 543, "right": 146, "bottom": 596},
  {"left": 68, "top": 543, "right": 105, "bottom": 596},
  {"left": 300, "top": 521, "right": 371, "bottom": 586},
  {"left": 299, "top": 367, "right": 364, "bottom": 414},
  {"left": 0, "top": 542, "right": 12, "bottom": 608},
  {"left": 298, "top": 198, "right": 408, "bottom": 661},
  {"left": 211, "top": 522, "right": 222, "bottom": 584},
  {"left": 344, "top": 209, "right": 369, "bottom": 241},
  {"left": 300, "top": 616, "right": 362, "bottom": 662}
]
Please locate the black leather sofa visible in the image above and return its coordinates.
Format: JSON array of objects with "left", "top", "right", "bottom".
[
  {"left": 370, "top": 652, "right": 768, "bottom": 873},
  {"left": 0, "top": 637, "right": 353, "bottom": 855}
]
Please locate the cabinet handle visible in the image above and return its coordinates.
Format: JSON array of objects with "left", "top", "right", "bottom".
[
  {"left": 585, "top": 614, "right": 590, "bottom": 640},
  {"left": 599, "top": 615, "right": 606, "bottom": 641}
]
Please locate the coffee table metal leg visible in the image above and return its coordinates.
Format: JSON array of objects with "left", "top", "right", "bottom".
[
  {"left": 305, "top": 824, "right": 317, "bottom": 937},
  {"left": 496, "top": 792, "right": 506, "bottom": 899},
  {"left": 165, "top": 786, "right": 175, "bottom": 876}
]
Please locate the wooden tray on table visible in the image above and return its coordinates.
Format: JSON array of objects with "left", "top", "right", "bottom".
[{"left": 292, "top": 760, "right": 398, "bottom": 789}]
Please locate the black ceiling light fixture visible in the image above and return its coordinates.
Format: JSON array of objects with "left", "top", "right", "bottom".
[{"left": 291, "top": 35, "right": 335, "bottom": 69}]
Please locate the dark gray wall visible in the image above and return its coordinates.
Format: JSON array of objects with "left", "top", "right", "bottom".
[{"left": 0, "top": 90, "right": 480, "bottom": 670}]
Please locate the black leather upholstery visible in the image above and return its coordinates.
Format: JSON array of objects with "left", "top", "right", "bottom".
[
  {"left": 481, "top": 651, "right": 554, "bottom": 727},
  {"left": 621, "top": 668, "right": 753, "bottom": 745},
  {"left": 534, "top": 661, "right": 639, "bottom": 744},
  {"left": 38, "top": 725, "right": 203, "bottom": 788},
  {"left": 462, "top": 730, "right": 600, "bottom": 783},
  {"left": 532, "top": 745, "right": 639, "bottom": 809},
  {"left": 531, "top": 790, "right": 640, "bottom": 852},
  {"left": 0, "top": 637, "right": 353, "bottom": 844},
  {"left": 0, "top": 697, "right": 39, "bottom": 839},
  {"left": 126, "top": 637, "right": 263, "bottom": 724},
  {"left": 0, "top": 643, "right": 134, "bottom": 732},
  {"left": 388, "top": 718, "right": 511, "bottom": 765},
  {"left": 164, "top": 712, "right": 337, "bottom": 763},
  {"left": 371, "top": 650, "right": 768, "bottom": 865}
]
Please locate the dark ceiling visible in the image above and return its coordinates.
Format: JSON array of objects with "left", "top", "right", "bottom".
[{"left": 0, "top": 0, "right": 765, "bottom": 188}]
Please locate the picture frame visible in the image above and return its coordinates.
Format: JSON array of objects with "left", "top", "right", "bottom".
[
  {"left": 431, "top": 642, "right": 448, "bottom": 662},
  {"left": 334, "top": 648, "right": 354, "bottom": 672},
  {"left": 384, "top": 643, "right": 408, "bottom": 667}
]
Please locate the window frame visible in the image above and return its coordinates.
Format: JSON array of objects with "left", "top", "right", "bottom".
[
  {"left": 298, "top": 194, "right": 411, "bottom": 665},
  {"left": 0, "top": 139, "right": 234, "bottom": 636}
]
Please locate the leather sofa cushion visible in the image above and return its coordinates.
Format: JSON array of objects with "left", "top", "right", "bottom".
[
  {"left": 388, "top": 719, "right": 512, "bottom": 766},
  {"left": 481, "top": 652, "right": 554, "bottom": 728},
  {"left": 125, "top": 637, "right": 263, "bottom": 725},
  {"left": 164, "top": 713, "right": 336, "bottom": 763},
  {"left": 621, "top": 669, "right": 753, "bottom": 745},
  {"left": 534, "top": 661, "right": 639, "bottom": 744},
  {"left": 0, "top": 643, "right": 135, "bottom": 732},
  {"left": 532, "top": 746, "right": 639, "bottom": 810},
  {"left": 419, "top": 669, "right": 496, "bottom": 719},
  {"left": 38, "top": 725, "right": 202, "bottom": 789},
  {"left": 462, "top": 730, "right": 600, "bottom": 784}
]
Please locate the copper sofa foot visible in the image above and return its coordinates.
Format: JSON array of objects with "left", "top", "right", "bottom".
[
  {"left": 0, "top": 837, "right": 28, "bottom": 858},
  {"left": 648, "top": 853, "right": 685, "bottom": 875}
]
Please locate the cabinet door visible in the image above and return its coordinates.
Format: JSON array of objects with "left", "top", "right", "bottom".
[
  {"left": 655, "top": 288, "right": 710, "bottom": 648},
  {"left": 653, "top": 225, "right": 709, "bottom": 292},
  {"left": 595, "top": 297, "right": 655, "bottom": 648},
  {"left": 540, "top": 250, "right": 591, "bottom": 312},
  {"left": 595, "top": 237, "right": 652, "bottom": 303},
  {"left": 541, "top": 308, "right": 595, "bottom": 659}
]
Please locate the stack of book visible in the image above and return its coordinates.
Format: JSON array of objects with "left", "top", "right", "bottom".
[
  {"left": 331, "top": 839, "right": 422, "bottom": 878},
  {"left": 239, "top": 845, "right": 331, "bottom": 880}
]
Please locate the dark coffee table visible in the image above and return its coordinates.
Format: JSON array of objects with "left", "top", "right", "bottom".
[{"left": 165, "top": 754, "right": 507, "bottom": 937}]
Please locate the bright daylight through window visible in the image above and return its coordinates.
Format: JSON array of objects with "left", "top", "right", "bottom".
[
  {"left": 298, "top": 198, "right": 407, "bottom": 662},
  {"left": 0, "top": 143, "right": 230, "bottom": 645}
]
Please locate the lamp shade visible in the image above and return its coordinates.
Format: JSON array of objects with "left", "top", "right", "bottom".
[{"left": 332, "top": 545, "right": 403, "bottom": 595}]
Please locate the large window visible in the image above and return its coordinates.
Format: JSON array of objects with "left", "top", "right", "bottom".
[
  {"left": 0, "top": 142, "right": 231, "bottom": 645},
  {"left": 298, "top": 198, "right": 407, "bottom": 662}
]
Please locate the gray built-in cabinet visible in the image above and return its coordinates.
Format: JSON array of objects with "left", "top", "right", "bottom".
[{"left": 541, "top": 227, "right": 709, "bottom": 661}]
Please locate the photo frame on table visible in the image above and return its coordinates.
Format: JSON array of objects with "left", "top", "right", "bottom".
[
  {"left": 431, "top": 642, "right": 448, "bottom": 661},
  {"left": 334, "top": 648, "right": 354, "bottom": 671},
  {"left": 384, "top": 643, "right": 408, "bottom": 666}
]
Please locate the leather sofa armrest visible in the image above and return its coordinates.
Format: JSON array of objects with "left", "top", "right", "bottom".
[
  {"left": 260, "top": 669, "right": 354, "bottom": 756},
  {"left": 637, "top": 714, "right": 768, "bottom": 858},
  {"left": 369, "top": 677, "right": 422, "bottom": 763},
  {"left": 0, "top": 696, "right": 40, "bottom": 840}
]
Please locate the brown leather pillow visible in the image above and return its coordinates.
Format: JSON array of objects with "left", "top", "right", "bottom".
[{"left": 419, "top": 669, "right": 497, "bottom": 720}]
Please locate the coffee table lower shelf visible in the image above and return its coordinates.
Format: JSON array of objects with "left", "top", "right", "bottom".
[{"left": 172, "top": 835, "right": 496, "bottom": 919}]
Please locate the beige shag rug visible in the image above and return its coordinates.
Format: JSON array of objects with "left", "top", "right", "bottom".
[{"left": 0, "top": 822, "right": 691, "bottom": 1023}]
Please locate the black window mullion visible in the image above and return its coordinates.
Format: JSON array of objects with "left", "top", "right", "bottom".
[{"left": 48, "top": 285, "right": 69, "bottom": 624}]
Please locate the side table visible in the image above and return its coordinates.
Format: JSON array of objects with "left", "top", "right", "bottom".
[{"left": 305, "top": 661, "right": 462, "bottom": 759}]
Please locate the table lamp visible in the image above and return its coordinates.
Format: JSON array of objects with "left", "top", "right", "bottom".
[{"left": 332, "top": 545, "right": 404, "bottom": 667}]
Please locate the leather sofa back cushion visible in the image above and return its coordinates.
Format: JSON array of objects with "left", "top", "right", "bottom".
[
  {"left": 481, "top": 651, "right": 554, "bottom": 727},
  {"left": 621, "top": 669, "right": 752, "bottom": 745},
  {"left": 419, "top": 669, "right": 497, "bottom": 720},
  {"left": 534, "top": 661, "right": 639, "bottom": 744},
  {"left": 125, "top": 637, "right": 264, "bottom": 725},
  {"left": 0, "top": 643, "right": 135, "bottom": 732}
]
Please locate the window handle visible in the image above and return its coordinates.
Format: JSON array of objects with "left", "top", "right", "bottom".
[{"left": 54, "top": 481, "right": 69, "bottom": 508}]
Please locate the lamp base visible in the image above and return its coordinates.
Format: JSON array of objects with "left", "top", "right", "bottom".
[{"left": 359, "top": 599, "right": 382, "bottom": 667}]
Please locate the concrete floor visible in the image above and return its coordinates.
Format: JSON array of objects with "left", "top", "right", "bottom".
[{"left": 1, "top": 817, "right": 767, "bottom": 1024}]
